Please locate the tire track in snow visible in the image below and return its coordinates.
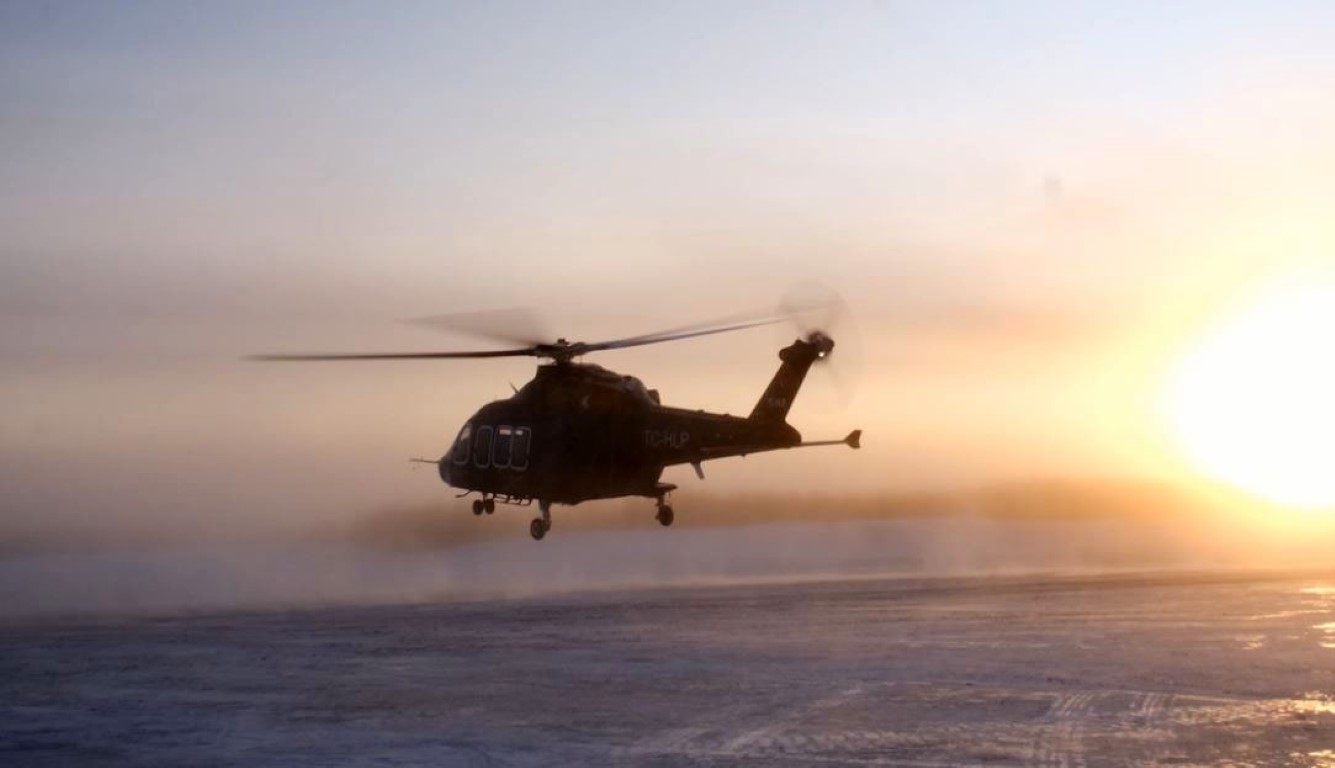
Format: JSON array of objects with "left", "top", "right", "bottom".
[
  {"left": 719, "top": 683, "right": 867, "bottom": 756},
  {"left": 1033, "top": 690, "right": 1096, "bottom": 768}
]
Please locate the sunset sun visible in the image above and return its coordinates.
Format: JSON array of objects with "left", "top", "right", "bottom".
[{"left": 1165, "top": 284, "right": 1335, "bottom": 509}]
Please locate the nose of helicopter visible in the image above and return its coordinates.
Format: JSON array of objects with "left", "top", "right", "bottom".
[{"left": 438, "top": 451, "right": 452, "bottom": 484}]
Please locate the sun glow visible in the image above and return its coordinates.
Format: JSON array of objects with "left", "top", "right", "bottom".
[{"left": 1165, "top": 283, "right": 1335, "bottom": 509}]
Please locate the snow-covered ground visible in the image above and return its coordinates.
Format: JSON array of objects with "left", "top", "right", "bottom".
[{"left": 3, "top": 568, "right": 1334, "bottom": 766}]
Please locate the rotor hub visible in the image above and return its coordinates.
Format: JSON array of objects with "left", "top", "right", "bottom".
[{"left": 807, "top": 331, "right": 835, "bottom": 359}]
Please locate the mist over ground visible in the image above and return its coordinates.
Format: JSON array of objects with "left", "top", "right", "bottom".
[{"left": 4, "top": 480, "right": 1329, "bottom": 620}]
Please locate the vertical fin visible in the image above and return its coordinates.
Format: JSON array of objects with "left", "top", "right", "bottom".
[{"left": 749, "top": 333, "right": 833, "bottom": 422}]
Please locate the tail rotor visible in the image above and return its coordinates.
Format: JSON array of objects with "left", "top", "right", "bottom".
[{"left": 778, "top": 283, "right": 861, "bottom": 405}]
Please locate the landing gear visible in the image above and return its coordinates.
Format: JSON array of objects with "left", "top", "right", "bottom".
[
  {"left": 472, "top": 499, "right": 484, "bottom": 516},
  {"left": 483, "top": 498, "right": 495, "bottom": 515},
  {"left": 654, "top": 491, "right": 675, "bottom": 527},
  {"left": 530, "top": 500, "right": 552, "bottom": 541}
]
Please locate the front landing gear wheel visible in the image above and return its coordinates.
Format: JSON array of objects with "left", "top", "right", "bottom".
[
  {"left": 483, "top": 498, "right": 495, "bottom": 515},
  {"left": 472, "top": 499, "right": 484, "bottom": 516},
  {"left": 656, "top": 505, "right": 675, "bottom": 527},
  {"left": 530, "top": 499, "right": 552, "bottom": 541}
]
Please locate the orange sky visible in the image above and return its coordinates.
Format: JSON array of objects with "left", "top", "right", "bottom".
[{"left": 4, "top": 3, "right": 1335, "bottom": 540}]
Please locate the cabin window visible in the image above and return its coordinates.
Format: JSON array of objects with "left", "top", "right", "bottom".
[
  {"left": 510, "top": 427, "right": 531, "bottom": 471},
  {"left": 473, "top": 426, "right": 493, "bottom": 468},
  {"left": 453, "top": 424, "right": 472, "bottom": 465},
  {"left": 493, "top": 426, "right": 514, "bottom": 468}
]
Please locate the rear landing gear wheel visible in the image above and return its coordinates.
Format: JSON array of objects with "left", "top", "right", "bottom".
[
  {"left": 483, "top": 498, "right": 495, "bottom": 515},
  {"left": 656, "top": 505, "right": 674, "bottom": 527},
  {"left": 531, "top": 499, "right": 553, "bottom": 541},
  {"left": 472, "top": 499, "right": 484, "bottom": 516}
]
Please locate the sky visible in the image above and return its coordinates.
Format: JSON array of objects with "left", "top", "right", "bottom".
[{"left": 4, "top": 1, "right": 1335, "bottom": 543}]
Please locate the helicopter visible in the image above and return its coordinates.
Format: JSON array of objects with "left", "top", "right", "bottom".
[{"left": 254, "top": 311, "right": 861, "bottom": 540}]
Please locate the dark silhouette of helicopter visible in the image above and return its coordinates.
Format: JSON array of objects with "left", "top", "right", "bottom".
[{"left": 254, "top": 311, "right": 860, "bottom": 540}]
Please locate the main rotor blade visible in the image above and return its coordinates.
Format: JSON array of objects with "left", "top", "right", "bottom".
[
  {"left": 401, "top": 308, "right": 548, "bottom": 347},
  {"left": 251, "top": 299, "right": 844, "bottom": 363},
  {"left": 579, "top": 300, "right": 840, "bottom": 354},
  {"left": 584, "top": 316, "right": 787, "bottom": 353},
  {"left": 249, "top": 348, "right": 536, "bottom": 362}
]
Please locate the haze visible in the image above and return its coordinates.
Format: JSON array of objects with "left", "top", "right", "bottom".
[{"left": 5, "top": 1, "right": 1335, "bottom": 551}]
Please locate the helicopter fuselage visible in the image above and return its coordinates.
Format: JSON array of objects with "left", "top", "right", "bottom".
[
  {"left": 439, "top": 362, "right": 801, "bottom": 504},
  {"left": 438, "top": 333, "right": 845, "bottom": 506}
]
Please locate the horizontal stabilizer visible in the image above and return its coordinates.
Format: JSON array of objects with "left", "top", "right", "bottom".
[{"left": 787, "top": 428, "right": 865, "bottom": 451}]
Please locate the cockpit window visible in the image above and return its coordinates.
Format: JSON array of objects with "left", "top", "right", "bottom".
[
  {"left": 472, "top": 426, "right": 493, "bottom": 468},
  {"left": 511, "top": 427, "right": 531, "bottom": 470},
  {"left": 493, "top": 426, "right": 513, "bottom": 468},
  {"left": 452, "top": 423, "right": 471, "bottom": 465}
]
